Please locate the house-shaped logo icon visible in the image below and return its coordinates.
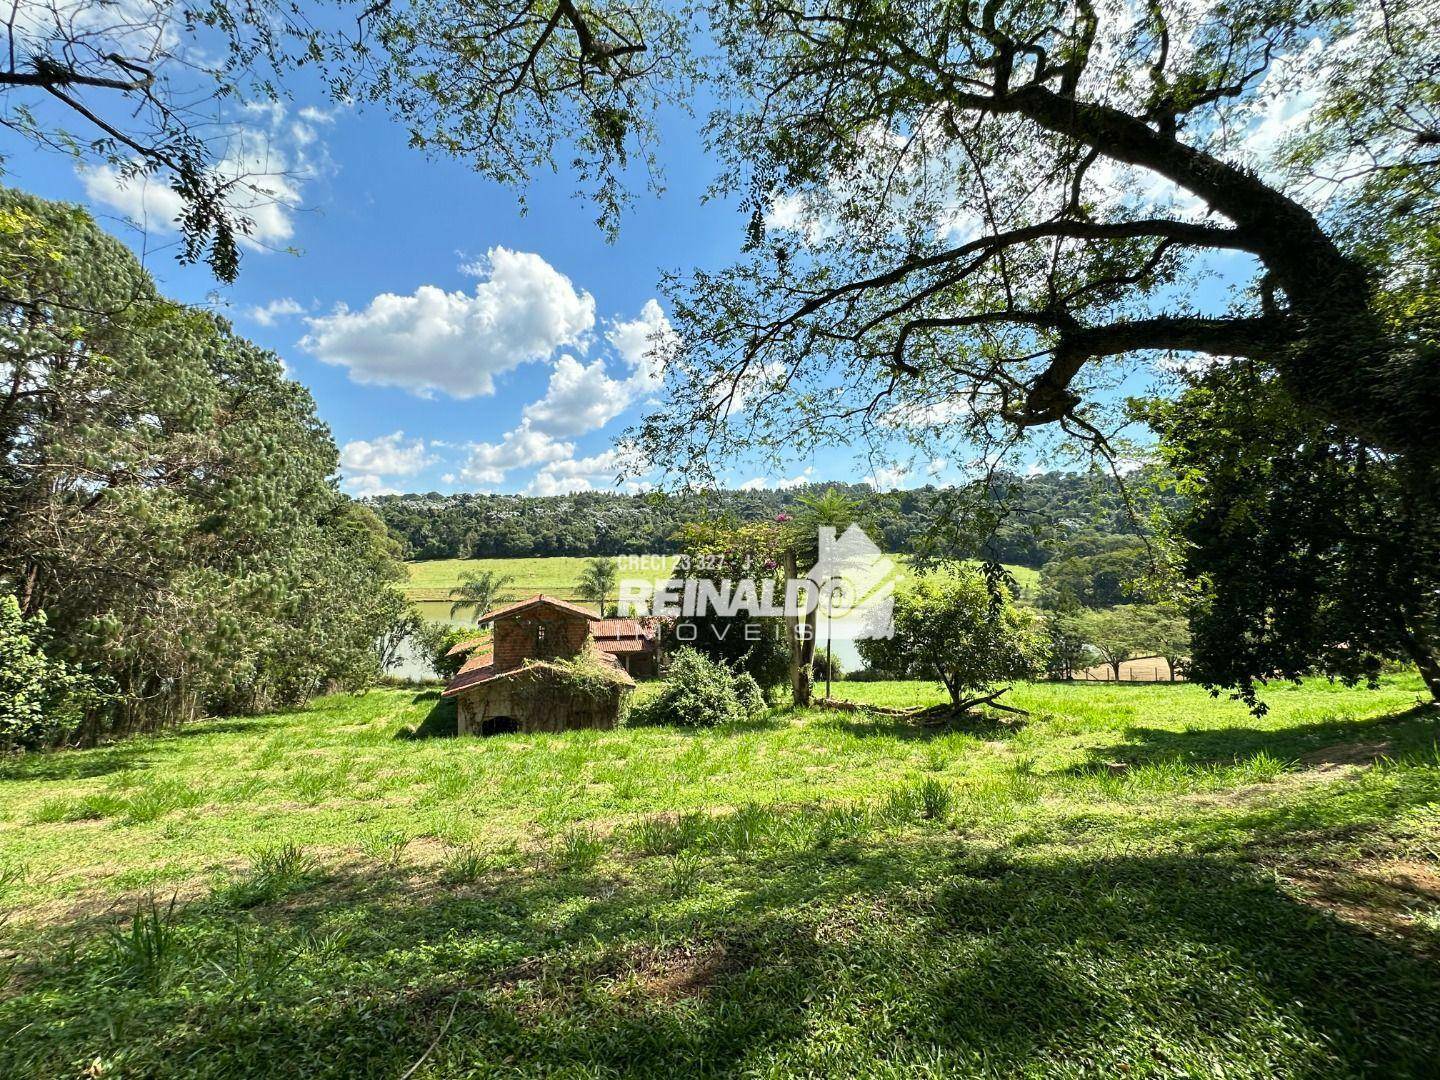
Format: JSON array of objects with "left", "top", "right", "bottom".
[{"left": 805, "top": 524, "right": 899, "bottom": 640}]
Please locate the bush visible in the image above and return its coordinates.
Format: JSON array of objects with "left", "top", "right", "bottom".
[
  {"left": 732, "top": 671, "right": 766, "bottom": 719},
  {"left": 642, "top": 647, "right": 749, "bottom": 728},
  {"left": 811, "top": 647, "right": 845, "bottom": 684},
  {"left": 414, "top": 621, "right": 481, "bottom": 680},
  {"left": 0, "top": 595, "right": 105, "bottom": 752},
  {"left": 857, "top": 563, "right": 1044, "bottom": 709}
]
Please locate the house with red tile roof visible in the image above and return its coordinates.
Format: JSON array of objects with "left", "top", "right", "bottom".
[{"left": 442, "top": 595, "right": 658, "bottom": 735}]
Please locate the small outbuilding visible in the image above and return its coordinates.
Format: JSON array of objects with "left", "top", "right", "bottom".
[{"left": 443, "top": 595, "right": 637, "bottom": 735}]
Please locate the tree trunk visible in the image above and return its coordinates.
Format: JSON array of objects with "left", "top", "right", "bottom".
[
  {"left": 797, "top": 605, "right": 817, "bottom": 707},
  {"left": 1397, "top": 622, "right": 1440, "bottom": 703},
  {"left": 999, "top": 83, "right": 1438, "bottom": 461},
  {"left": 784, "top": 550, "right": 804, "bottom": 706}
]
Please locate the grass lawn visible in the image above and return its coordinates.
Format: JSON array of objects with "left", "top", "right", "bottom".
[
  {"left": 406, "top": 555, "right": 1040, "bottom": 623},
  {"left": 2, "top": 677, "right": 1438, "bottom": 1077}
]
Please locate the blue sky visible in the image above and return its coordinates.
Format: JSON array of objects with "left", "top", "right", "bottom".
[
  {"left": 6, "top": 55, "right": 1248, "bottom": 497},
  {"left": 8, "top": 83, "right": 809, "bottom": 497}
]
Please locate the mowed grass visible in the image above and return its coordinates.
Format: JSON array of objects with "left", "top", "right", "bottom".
[
  {"left": 405, "top": 556, "right": 683, "bottom": 605},
  {"left": 1, "top": 677, "right": 1438, "bottom": 1077},
  {"left": 405, "top": 554, "right": 1040, "bottom": 612}
]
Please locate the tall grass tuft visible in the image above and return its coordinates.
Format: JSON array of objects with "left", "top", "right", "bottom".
[
  {"left": 627, "top": 813, "right": 706, "bottom": 856},
  {"left": 440, "top": 846, "right": 488, "bottom": 884},
  {"left": 121, "top": 780, "right": 204, "bottom": 824},
  {"left": 107, "top": 895, "right": 180, "bottom": 988},
  {"left": 215, "top": 843, "right": 318, "bottom": 909},
  {"left": 916, "top": 777, "right": 954, "bottom": 821},
  {"left": 553, "top": 827, "right": 605, "bottom": 872},
  {"left": 360, "top": 830, "right": 411, "bottom": 867}
]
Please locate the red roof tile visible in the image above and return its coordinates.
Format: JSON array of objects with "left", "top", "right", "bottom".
[
  {"left": 592, "top": 618, "right": 653, "bottom": 639},
  {"left": 474, "top": 594, "right": 598, "bottom": 624},
  {"left": 446, "top": 636, "right": 492, "bottom": 658},
  {"left": 594, "top": 637, "right": 653, "bottom": 654}
]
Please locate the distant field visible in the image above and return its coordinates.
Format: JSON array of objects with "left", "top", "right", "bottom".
[
  {"left": 406, "top": 556, "right": 681, "bottom": 623},
  {"left": 407, "top": 555, "right": 1039, "bottom": 625}
]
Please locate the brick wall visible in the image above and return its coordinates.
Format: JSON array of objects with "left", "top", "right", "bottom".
[{"left": 492, "top": 605, "right": 592, "bottom": 670}]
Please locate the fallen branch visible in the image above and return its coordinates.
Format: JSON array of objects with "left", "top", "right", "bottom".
[
  {"left": 398, "top": 993, "right": 460, "bottom": 1080},
  {"left": 814, "top": 697, "right": 924, "bottom": 717},
  {"left": 950, "top": 687, "right": 1030, "bottom": 717}
]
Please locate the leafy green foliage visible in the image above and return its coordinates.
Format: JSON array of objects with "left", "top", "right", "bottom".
[
  {"left": 369, "top": 471, "right": 1170, "bottom": 569},
  {"left": 1143, "top": 361, "right": 1440, "bottom": 707},
  {"left": 859, "top": 564, "right": 1043, "bottom": 707},
  {"left": 637, "top": 647, "right": 765, "bottom": 728},
  {"left": 1039, "top": 545, "right": 1150, "bottom": 609},
  {"left": 0, "top": 188, "right": 412, "bottom": 740},
  {"left": 1075, "top": 606, "right": 1156, "bottom": 679},
  {"left": 732, "top": 670, "right": 766, "bottom": 716},
  {"left": 666, "top": 517, "right": 793, "bottom": 690},
  {"left": 414, "top": 622, "right": 476, "bottom": 680},
  {"left": 811, "top": 646, "right": 845, "bottom": 684},
  {"left": 0, "top": 594, "right": 105, "bottom": 752}
]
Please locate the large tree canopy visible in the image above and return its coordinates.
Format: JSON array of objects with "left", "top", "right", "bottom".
[
  {"left": 634, "top": 0, "right": 1438, "bottom": 481},
  {"left": 0, "top": 187, "right": 412, "bottom": 741},
  {"left": 0, "top": 0, "right": 687, "bottom": 278}
]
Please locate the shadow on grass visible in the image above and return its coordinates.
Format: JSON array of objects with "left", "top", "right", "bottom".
[
  {"left": 395, "top": 694, "right": 458, "bottom": 740},
  {"left": 6, "top": 831, "right": 1439, "bottom": 1078},
  {"left": 821, "top": 712, "right": 1024, "bottom": 742},
  {"left": 1077, "top": 703, "right": 1440, "bottom": 771},
  {"left": 0, "top": 749, "right": 151, "bottom": 783}
]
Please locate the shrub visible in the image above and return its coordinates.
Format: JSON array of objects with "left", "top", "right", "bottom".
[
  {"left": 732, "top": 671, "right": 766, "bottom": 720},
  {"left": 415, "top": 621, "right": 479, "bottom": 680},
  {"left": 811, "top": 647, "right": 845, "bottom": 684},
  {"left": 857, "top": 564, "right": 1044, "bottom": 709},
  {"left": 644, "top": 647, "right": 745, "bottom": 728},
  {"left": 0, "top": 594, "right": 106, "bottom": 752}
]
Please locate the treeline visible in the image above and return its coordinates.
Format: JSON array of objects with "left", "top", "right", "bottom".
[
  {"left": 0, "top": 190, "right": 412, "bottom": 750},
  {"left": 369, "top": 471, "right": 1171, "bottom": 566}
]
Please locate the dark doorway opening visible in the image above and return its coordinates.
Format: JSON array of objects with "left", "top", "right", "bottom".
[{"left": 481, "top": 715, "right": 519, "bottom": 736}]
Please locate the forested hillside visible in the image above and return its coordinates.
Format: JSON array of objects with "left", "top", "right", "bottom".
[{"left": 368, "top": 470, "right": 1174, "bottom": 567}]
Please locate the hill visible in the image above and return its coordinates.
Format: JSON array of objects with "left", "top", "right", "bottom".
[{"left": 367, "top": 469, "right": 1176, "bottom": 567}]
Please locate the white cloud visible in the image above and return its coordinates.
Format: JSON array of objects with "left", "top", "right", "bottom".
[
  {"left": 606, "top": 298, "right": 675, "bottom": 394},
  {"left": 340, "top": 431, "right": 433, "bottom": 478},
  {"left": 79, "top": 169, "right": 188, "bottom": 236},
  {"left": 925, "top": 457, "right": 950, "bottom": 478},
  {"left": 346, "top": 474, "right": 402, "bottom": 498},
  {"left": 878, "top": 396, "right": 975, "bottom": 429},
  {"left": 459, "top": 420, "right": 574, "bottom": 486},
  {"left": 525, "top": 447, "right": 650, "bottom": 495},
  {"left": 526, "top": 471, "right": 595, "bottom": 496},
  {"left": 522, "top": 354, "right": 634, "bottom": 436},
  {"left": 301, "top": 248, "right": 595, "bottom": 398},
  {"left": 868, "top": 466, "right": 911, "bottom": 491},
  {"left": 764, "top": 192, "right": 831, "bottom": 244},
  {"left": 339, "top": 431, "right": 434, "bottom": 496},
  {"left": 78, "top": 104, "right": 316, "bottom": 249},
  {"left": 737, "top": 467, "right": 814, "bottom": 491},
  {"left": 246, "top": 297, "right": 307, "bottom": 326},
  {"left": 715, "top": 360, "right": 787, "bottom": 416}
]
